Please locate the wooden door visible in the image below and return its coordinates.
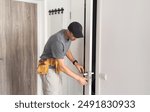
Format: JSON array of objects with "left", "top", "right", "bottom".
[
  {"left": 0, "top": 0, "right": 12, "bottom": 94},
  {"left": 0, "top": 0, "right": 37, "bottom": 95}
]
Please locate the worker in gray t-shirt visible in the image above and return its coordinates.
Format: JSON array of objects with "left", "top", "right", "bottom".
[{"left": 39, "top": 22, "right": 88, "bottom": 95}]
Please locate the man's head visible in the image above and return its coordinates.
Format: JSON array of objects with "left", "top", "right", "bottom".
[{"left": 67, "top": 22, "right": 83, "bottom": 41}]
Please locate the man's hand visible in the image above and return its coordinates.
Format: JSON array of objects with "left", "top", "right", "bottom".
[
  {"left": 78, "top": 76, "right": 88, "bottom": 86},
  {"left": 75, "top": 63, "right": 84, "bottom": 73},
  {"left": 66, "top": 50, "right": 85, "bottom": 73},
  {"left": 56, "top": 59, "right": 88, "bottom": 86}
]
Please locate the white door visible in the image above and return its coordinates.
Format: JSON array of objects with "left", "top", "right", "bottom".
[
  {"left": 68, "top": 0, "right": 94, "bottom": 95},
  {"left": 64, "top": 0, "right": 85, "bottom": 95},
  {"left": 68, "top": 0, "right": 95, "bottom": 95},
  {"left": 96, "top": 0, "right": 150, "bottom": 95}
]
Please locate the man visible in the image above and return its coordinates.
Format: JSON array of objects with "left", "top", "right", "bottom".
[{"left": 37, "top": 22, "right": 88, "bottom": 95}]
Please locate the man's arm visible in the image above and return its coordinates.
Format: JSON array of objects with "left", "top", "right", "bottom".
[
  {"left": 56, "top": 58, "right": 87, "bottom": 86},
  {"left": 66, "top": 49, "right": 75, "bottom": 63},
  {"left": 66, "top": 49, "right": 84, "bottom": 73}
]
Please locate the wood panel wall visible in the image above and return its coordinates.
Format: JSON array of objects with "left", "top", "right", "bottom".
[
  {"left": 0, "top": 0, "right": 37, "bottom": 95},
  {"left": 0, "top": 0, "right": 12, "bottom": 94}
]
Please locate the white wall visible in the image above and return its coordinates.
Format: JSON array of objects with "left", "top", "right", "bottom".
[
  {"left": 46, "top": 0, "right": 70, "bottom": 38},
  {"left": 96, "top": 0, "right": 150, "bottom": 95},
  {"left": 37, "top": 0, "right": 45, "bottom": 95}
]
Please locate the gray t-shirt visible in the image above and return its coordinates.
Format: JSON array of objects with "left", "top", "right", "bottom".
[{"left": 40, "top": 29, "right": 71, "bottom": 59}]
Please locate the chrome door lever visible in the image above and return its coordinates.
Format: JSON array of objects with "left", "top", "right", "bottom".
[
  {"left": 83, "top": 71, "right": 94, "bottom": 76},
  {"left": 83, "top": 72, "right": 88, "bottom": 76}
]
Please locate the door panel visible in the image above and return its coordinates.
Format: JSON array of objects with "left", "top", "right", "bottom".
[
  {"left": 63, "top": 0, "right": 85, "bottom": 95},
  {"left": 11, "top": 1, "right": 37, "bottom": 94},
  {"left": 0, "top": 0, "right": 12, "bottom": 94},
  {"left": 65, "top": 0, "right": 93, "bottom": 95},
  {"left": 0, "top": 0, "right": 37, "bottom": 95},
  {"left": 97, "top": 0, "right": 150, "bottom": 95}
]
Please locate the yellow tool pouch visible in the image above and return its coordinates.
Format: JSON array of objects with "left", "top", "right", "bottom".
[{"left": 37, "top": 59, "right": 61, "bottom": 75}]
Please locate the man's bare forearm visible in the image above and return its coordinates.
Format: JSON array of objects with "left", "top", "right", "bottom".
[
  {"left": 60, "top": 65, "right": 80, "bottom": 80},
  {"left": 57, "top": 59, "right": 80, "bottom": 80},
  {"left": 66, "top": 49, "right": 75, "bottom": 63}
]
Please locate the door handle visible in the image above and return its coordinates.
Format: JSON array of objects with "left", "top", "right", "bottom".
[
  {"left": 83, "top": 72, "right": 88, "bottom": 76},
  {"left": 83, "top": 71, "right": 94, "bottom": 76}
]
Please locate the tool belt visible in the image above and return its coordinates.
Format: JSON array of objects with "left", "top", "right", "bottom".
[{"left": 37, "top": 58, "right": 61, "bottom": 75}]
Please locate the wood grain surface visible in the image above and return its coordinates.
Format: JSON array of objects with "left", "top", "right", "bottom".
[{"left": 0, "top": 0, "right": 37, "bottom": 95}]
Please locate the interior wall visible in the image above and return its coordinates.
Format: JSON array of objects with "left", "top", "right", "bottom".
[
  {"left": 96, "top": 0, "right": 150, "bottom": 95},
  {"left": 37, "top": 0, "right": 45, "bottom": 95},
  {"left": 46, "top": 0, "right": 70, "bottom": 38}
]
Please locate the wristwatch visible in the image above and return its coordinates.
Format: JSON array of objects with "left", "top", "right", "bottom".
[{"left": 73, "top": 60, "right": 78, "bottom": 65}]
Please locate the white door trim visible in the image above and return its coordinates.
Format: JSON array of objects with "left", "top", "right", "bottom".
[
  {"left": 84, "top": 0, "right": 93, "bottom": 95},
  {"left": 95, "top": 0, "right": 102, "bottom": 95}
]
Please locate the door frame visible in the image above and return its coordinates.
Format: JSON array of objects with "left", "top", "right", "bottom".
[
  {"left": 83, "top": 0, "right": 97, "bottom": 95},
  {"left": 95, "top": 0, "right": 102, "bottom": 95},
  {"left": 91, "top": 0, "right": 97, "bottom": 95}
]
